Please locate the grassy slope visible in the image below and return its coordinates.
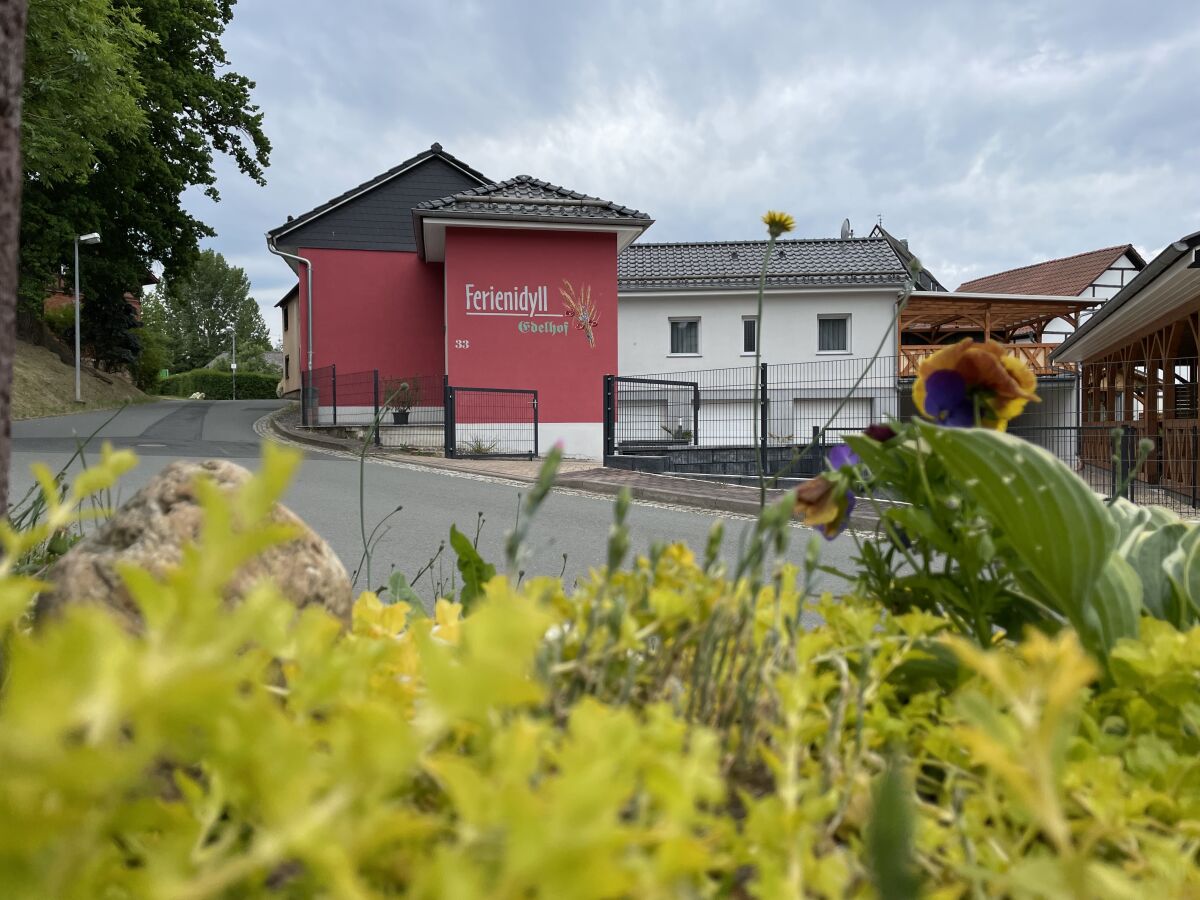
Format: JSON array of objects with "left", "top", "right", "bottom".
[{"left": 12, "top": 340, "right": 150, "bottom": 420}]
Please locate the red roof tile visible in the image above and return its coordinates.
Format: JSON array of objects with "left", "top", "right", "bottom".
[{"left": 957, "top": 244, "right": 1142, "bottom": 296}]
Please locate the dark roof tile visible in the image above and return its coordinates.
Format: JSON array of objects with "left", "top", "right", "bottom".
[
  {"left": 415, "top": 174, "right": 651, "bottom": 223},
  {"left": 618, "top": 237, "right": 908, "bottom": 291}
]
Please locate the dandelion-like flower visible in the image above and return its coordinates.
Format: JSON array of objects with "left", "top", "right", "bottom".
[
  {"left": 912, "top": 339, "right": 1039, "bottom": 431},
  {"left": 762, "top": 210, "right": 796, "bottom": 239}
]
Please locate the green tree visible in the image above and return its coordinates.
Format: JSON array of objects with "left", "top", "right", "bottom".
[
  {"left": 21, "top": 0, "right": 149, "bottom": 185},
  {"left": 17, "top": 0, "right": 270, "bottom": 365},
  {"left": 151, "top": 249, "right": 271, "bottom": 372}
]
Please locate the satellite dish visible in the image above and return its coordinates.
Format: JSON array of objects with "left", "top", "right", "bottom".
[{"left": 840, "top": 218, "right": 852, "bottom": 240}]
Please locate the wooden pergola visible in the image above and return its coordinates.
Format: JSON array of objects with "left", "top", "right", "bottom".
[{"left": 897, "top": 291, "right": 1101, "bottom": 376}]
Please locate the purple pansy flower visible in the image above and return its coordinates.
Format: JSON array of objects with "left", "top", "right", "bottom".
[
  {"left": 922, "top": 369, "right": 975, "bottom": 427},
  {"left": 828, "top": 443, "right": 860, "bottom": 470}
]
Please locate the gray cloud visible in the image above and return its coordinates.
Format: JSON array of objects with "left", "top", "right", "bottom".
[{"left": 188, "top": 0, "right": 1200, "bottom": 342}]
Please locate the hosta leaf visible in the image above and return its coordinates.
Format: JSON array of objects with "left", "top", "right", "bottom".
[
  {"left": 920, "top": 424, "right": 1119, "bottom": 627},
  {"left": 1081, "top": 553, "right": 1142, "bottom": 656},
  {"left": 1162, "top": 525, "right": 1200, "bottom": 627},
  {"left": 1127, "top": 523, "right": 1190, "bottom": 624}
]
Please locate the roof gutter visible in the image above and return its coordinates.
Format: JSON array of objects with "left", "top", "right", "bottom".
[{"left": 265, "top": 236, "right": 314, "bottom": 373}]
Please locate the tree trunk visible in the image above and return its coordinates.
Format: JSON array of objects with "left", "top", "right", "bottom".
[{"left": 0, "top": 0, "right": 28, "bottom": 518}]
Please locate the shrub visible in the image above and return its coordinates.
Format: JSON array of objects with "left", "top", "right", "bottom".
[
  {"left": 157, "top": 367, "right": 278, "bottom": 399},
  {"left": 2, "top": 446, "right": 1200, "bottom": 897},
  {"left": 42, "top": 303, "right": 76, "bottom": 337}
]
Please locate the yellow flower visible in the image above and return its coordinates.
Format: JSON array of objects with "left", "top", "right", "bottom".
[
  {"left": 762, "top": 210, "right": 796, "bottom": 239},
  {"left": 912, "top": 339, "right": 1039, "bottom": 431}
]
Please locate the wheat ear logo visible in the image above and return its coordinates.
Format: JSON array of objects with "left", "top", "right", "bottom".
[{"left": 560, "top": 280, "right": 600, "bottom": 348}]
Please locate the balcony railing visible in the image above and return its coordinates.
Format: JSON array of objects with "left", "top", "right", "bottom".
[{"left": 898, "top": 343, "right": 1076, "bottom": 378}]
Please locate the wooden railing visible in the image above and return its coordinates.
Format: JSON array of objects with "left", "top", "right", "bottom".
[{"left": 898, "top": 343, "right": 1075, "bottom": 378}]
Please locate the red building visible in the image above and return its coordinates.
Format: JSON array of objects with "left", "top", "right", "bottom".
[{"left": 267, "top": 143, "right": 651, "bottom": 457}]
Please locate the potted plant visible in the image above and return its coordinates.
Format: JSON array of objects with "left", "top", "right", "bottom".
[{"left": 384, "top": 378, "right": 420, "bottom": 425}]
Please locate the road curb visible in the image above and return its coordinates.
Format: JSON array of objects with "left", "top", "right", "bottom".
[{"left": 265, "top": 408, "right": 884, "bottom": 528}]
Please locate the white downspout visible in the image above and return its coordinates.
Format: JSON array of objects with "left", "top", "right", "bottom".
[{"left": 265, "top": 236, "right": 314, "bottom": 372}]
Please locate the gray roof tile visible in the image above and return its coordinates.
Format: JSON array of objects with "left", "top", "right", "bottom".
[
  {"left": 618, "top": 238, "right": 909, "bottom": 291},
  {"left": 415, "top": 174, "right": 652, "bottom": 223}
]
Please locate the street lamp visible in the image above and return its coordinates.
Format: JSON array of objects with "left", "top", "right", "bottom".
[
  {"left": 230, "top": 327, "right": 237, "bottom": 400},
  {"left": 73, "top": 232, "right": 101, "bottom": 403}
]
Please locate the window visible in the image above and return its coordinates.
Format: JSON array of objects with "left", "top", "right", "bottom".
[
  {"left": 284, "top": 355, "right": 290, "bottom": 379},
  {"left": 818, "top": 315, "right": 850, "bottom": 353},
  {"left": 742, "top": 317, "right": 757, "bottom": 354},
  {"left": 670, "top": 318, "right": 700, "bottom": 355},
  {"left": 282, "top": 306, "right": 289, "bottom": 331}
]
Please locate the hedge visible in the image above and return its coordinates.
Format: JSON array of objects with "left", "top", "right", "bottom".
[{"left": 156, "top": 367, "right": 278, "bottom": 399}]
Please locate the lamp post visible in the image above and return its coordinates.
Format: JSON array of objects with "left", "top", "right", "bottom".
[
  {"left": 73, "top": 232, "right": 101, "bottom": 403},
  {"left": 230, "top": 328, "right": 237, "bottom": 400}
]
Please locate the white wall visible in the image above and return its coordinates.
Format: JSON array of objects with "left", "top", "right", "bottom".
[
  {"left": 1044, "top": 253, "right": 1143, "bottom": 342},
  {"left": 617, "top": 288, "right": 900, "bottom": 376}
]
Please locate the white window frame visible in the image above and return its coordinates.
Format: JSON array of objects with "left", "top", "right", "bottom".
[
  {"left": 741, "top": 315, "right": 758, "bottom": 356},
  {"left": 817, "top": 314, "right": 852, "bottom": 355},
  {"left": 668, "top": 317, "right": 701, "bottom": 357}
]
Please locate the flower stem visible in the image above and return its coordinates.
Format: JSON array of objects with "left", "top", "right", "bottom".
[{"left": 754, "top": 235, "right": 777, "bottom": 509}]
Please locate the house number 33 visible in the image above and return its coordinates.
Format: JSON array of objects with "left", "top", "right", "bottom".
[{"left": 454, "top": 339, "right": 470, "bottom": 349}]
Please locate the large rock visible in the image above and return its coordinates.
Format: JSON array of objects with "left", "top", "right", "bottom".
[{"left": 36, "top": 459, "right": 352, "bottom": 628}]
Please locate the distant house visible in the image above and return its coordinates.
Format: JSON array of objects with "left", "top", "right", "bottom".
[{"left": 958, "top": 244, "right": 1146, "bottom": 341}]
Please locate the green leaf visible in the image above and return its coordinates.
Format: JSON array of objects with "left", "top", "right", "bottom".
[
  {"left": 866, "top": 758, "right": 921, "bottom": 900},
  {"left": 450, "top": 524, "right": 496, "bottom": 612},
  {"left": 1082, "top": 553, "right": 1142, "bottom": 657},
  {"left": 1127, "top": 523, "right": 1190, "bottom": 624},
  {"left": 920, "top": 424, "right": 1120, "bottom": 635},
  {"left": 1162, "top": 525, "right": 1200, "bottom": 627},
  {"left": 385, "top": 571, "right": 424, "bottom": 609}
]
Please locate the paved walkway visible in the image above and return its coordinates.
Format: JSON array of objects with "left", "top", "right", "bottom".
[{"left": 268, "top": 406, "right": 882, "bottom": 525}]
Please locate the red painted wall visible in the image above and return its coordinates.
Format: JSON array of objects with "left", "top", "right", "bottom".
[
  {"left": 443, "top": 227, "right": 618, "bottom": 423},
  {"left": 296, "top": 248, "right": 445, "bottom": 384}
]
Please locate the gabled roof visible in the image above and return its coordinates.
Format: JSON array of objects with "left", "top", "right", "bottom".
[
  {"left": 414, "top": 175, "right": 652, "bottom": 224},
  {"left": 274, "top": 283, "right": 298, "bottom": 309},
  {"left": 1052, "top": 229, "right": 1200, "bottom": 363},
  {"left": 958, "top": 244, "right": 1146, "bottom": 296},
  {"left": 267, "top": 143, "right": 489, "bottom": 240},
  {"left": 618, "top": 237, "right": 909, "bottom": 292},
  {"left": 868, "top": 224, "right": 946, "bottom": 291}
]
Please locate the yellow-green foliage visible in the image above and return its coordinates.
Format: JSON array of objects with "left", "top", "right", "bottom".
[{"left": 1, "top": 447, "right": 1198, "bottom": 897}]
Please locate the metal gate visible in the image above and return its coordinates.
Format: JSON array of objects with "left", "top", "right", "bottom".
[
  {"left": 602, "top": 374, "right": 700, "bottom": 456},
  {"left": 444, "top": 385, "right": 539, "bottom": 459}
]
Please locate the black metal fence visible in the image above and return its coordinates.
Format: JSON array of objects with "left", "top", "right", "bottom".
[
  {"left": 604, "top": 358, "right": 906, "bottom": 477},
  {"left": 300, "top": 366, "right": 538, "bottom": 459},
  {"left": 606, "top": 356, "right": 1200, "bottom": 513},
  {"left": 445, "top": 387, "right": 538, "bottom": 459}
]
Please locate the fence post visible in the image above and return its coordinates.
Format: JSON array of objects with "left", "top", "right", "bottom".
[
  {"left": 331, "top": 364, "right": 337, "bottom": 425},
  {"left": 300, "top": 369, "right": 309, "bottom": 426},
  {"left": 692, "top": 382, "right": 700, "bottom": 446},
  {"left": 1192, "top": 425, "right": 1198, "bottom": 509},
  {"left": 532, "top": 391, "right": 539, "bottom": 460},
  {"left": 602, "top": 375, "right": 615, "bottom": 458},
  {"left": 812, "top": 425, "right": 821, "bottom": 474},
  {"left": 1120, "top": 425, "right": 1134, "bottom": 500},
  {"left": 759, "top": 362, "right": 768, "bottom": 473},
  {"left": 443, "top": 377, "right": 455, "bottom": 458},
  {"left": 373, "top": 369, "right": 381, "bottom": 447}
]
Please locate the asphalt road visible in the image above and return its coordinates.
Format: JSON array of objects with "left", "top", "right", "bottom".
[{"left": 8, "top": 400, "right": 857, "bottom": 599}]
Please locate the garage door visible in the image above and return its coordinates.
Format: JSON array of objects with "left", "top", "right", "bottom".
[{"left": 792, "top": 397, "right": 873, "bottom": 443}]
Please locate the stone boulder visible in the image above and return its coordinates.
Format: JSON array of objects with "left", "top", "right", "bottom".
[{"left": 36, "top": 459, "right": 352, "bottom": 629}]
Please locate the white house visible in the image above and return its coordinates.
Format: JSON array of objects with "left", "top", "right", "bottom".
[{"left": 610, "top": 232, "right": 1102, "bottom": 458}]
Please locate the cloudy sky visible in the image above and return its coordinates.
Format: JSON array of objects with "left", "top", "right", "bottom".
[{"left": 186, "top": 0, "right": 1200, "bottom": 343}]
